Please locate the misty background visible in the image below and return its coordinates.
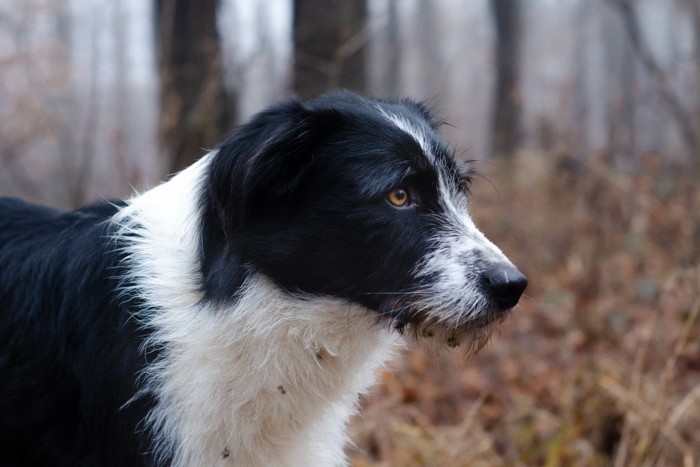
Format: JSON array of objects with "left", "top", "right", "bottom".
[
  {"left": 1, "top": 0, "right": 698, "bottom": 207},
  {"left": 2, "top": 1, "right": 700, "bottom": 465}
]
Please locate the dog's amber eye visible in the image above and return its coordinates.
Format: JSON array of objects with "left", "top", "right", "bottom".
[{"left": 387, "top": 188, "right": 409, "bottom": 207}]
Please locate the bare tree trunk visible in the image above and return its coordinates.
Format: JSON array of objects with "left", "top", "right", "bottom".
[
  {"left": 73, "top": 8, "right": 100, "bottom": 207},
  {"left": 385, "top": 0, "right": 400, "bottom": 96},
  {"left": 490, "top": 0, "right": 522, "bottom": 159},
  {"left": 156, "top": 0, "right": 235, "bottom": 173},
  {"left": 293, "top": 0, "right": 368, "bottom": 99}
]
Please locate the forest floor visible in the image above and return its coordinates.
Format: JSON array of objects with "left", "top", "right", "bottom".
[{"left": 347, "top": 150, "right": 700, "bottom": 466}]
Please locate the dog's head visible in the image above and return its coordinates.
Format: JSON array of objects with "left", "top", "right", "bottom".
[{"left": 201, "top": 91, "right": 526, "bottom": 351}]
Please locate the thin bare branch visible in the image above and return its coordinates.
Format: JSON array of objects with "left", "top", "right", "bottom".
[{"left": 607, "top": 0, "right": 699, "bottom": 153}]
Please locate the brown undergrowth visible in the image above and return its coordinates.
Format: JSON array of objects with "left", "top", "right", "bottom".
[{"left": 348, "top": 150, "right": 700, "bottom": 466}]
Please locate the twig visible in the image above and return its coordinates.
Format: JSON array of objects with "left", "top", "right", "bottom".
[
  {"left": 600, "top": 375, "right": 695, "bottom": 467},
  {"left": 328, "top": 20, "right": 373, "bottom": 90},
  {"left": 661, "top": 295, "right": 700, "bottom": 388}
]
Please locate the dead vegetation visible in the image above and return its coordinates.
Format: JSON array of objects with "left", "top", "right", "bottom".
[{"left": 348, "top": 150, "right": 700, "bottom": 466}]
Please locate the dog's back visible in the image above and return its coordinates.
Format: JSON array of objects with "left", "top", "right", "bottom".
[
  {"left": 0, "top": 197, "right": 60, "bottom": 241},
  {"left": 0, "top": 198, "right": 155, "bottom": 466}
]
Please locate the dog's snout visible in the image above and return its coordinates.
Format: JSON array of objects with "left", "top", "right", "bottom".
[{"left": 483, "top": 264, "right": 527, "bottom": 311}]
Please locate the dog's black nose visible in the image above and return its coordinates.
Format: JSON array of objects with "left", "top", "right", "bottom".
[{"left": 483, "top": 264, "right": 528, "bottom": 311}]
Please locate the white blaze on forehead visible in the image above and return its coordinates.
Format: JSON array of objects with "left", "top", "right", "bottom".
[
  {"left": 375, "top": 105, "right": 434, "bottom": 162},
  {"left": 435, "top": 170, "right": 509, "bottom": 264}
]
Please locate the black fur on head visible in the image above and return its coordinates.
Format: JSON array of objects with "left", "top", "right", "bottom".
[{"left": 199, "top": 91, "right": 463, "bottom": 318}]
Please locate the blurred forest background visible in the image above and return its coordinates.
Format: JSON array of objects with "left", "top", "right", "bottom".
[{"left": 1, "top": 0, "right": 699, "bottom": 465}]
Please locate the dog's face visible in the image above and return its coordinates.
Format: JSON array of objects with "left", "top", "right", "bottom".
[{"left": 202, "top": 91, "right": 526, "bottom": 350}]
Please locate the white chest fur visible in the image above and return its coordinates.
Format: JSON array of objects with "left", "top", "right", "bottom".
[{"left": 148, "top": 280, "right": 395, "bottom": 467}]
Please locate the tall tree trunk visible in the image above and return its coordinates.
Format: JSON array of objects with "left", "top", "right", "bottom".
[
  {"left": 156, "top": 0, "right": 235, "bottom": 173},
  {"left": 371, "top": 0, "right": 400, "bottom": 97},
  {"left": 293, "top": 0, "right": 368, "bottom": 99},
  {"left": 490, "top": 0, "right": 522, "bottom": 158}
]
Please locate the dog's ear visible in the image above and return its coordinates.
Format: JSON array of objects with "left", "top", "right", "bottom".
[{"left": 207, "top": 98, "right": 314, "bottom": 237}]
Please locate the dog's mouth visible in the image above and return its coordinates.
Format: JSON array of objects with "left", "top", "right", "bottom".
[{"left": 377, "top": 295, "right": 512, "bottom": 355}]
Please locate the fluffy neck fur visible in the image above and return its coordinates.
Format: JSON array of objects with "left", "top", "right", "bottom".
[{"left": 114, "top": 154, "right": 396, "bottom": 466}]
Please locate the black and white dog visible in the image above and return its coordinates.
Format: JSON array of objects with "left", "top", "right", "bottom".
[{"left": 0, "top": 91, "right": 526, "bottom": 466}]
